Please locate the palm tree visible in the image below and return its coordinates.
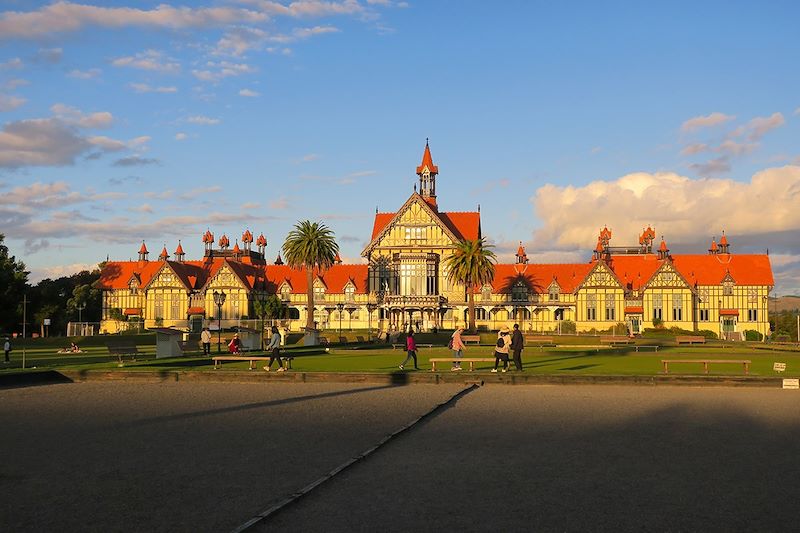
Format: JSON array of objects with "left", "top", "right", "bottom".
[
  {"left": 444, "top": 238, "right": 497, "bottom": 333},
  {"left": 282, "top": 220, "right": 339, "bottom": 333}
]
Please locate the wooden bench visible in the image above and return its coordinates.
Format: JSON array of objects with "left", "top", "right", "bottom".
[
  {"left": 107, "top": 345, "right": 138, "bottom": 364},
  {"left": 429, "top": 357, "right": 497, "bottom": 372},
  {"left": 675, "top": 336, "right": 706, "bottom": 345},
  {"left": 212, "top": 355, "right": 294, "bottom": 370},
  {"left": 392, "top": 343, "right": 435, "bottom": 350},
  {"left": 661, "top": 359, "right": 751, "bottom": 375},
  {"left": 600, "top": 336, "right": 634, "bottom": 346},
  {"left": 461, "top": 334, "right": 481, "bottom": 345},
  {"left": 524, "top": 335, "right": 557, "bottom": 348},
  {"left": 632, "top": 345, "right": 659, "bottom": 352}
]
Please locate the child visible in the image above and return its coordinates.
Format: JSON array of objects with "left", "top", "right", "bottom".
[{"left": 492, "top": 326, "right": 511, "bottom": 373}]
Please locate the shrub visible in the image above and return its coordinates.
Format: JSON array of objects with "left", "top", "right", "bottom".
[
  {"left": 560, "top": 320, "right": 576, "bottom": 334},
  {"left": 652, "top": 317, "right": 664, "bottom": 328},
  {"left": 744, "top": 329, "right": 763, "bottom": 342}
]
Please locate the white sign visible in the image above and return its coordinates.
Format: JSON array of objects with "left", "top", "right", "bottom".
[
  {"left": 773, "top": 362, "right": 787, "bottom": 372},
  {"left": 43, "top": 319, "right": 51, "bottom": 326},
  {"left": 782, "top": 378, "right": 799, "bottom": 390}
]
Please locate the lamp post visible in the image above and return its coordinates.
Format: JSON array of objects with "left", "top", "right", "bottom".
[
  {"left": 336, "top": 302, "right": 344, "bottom": 341},
  {"left": 76, "top": 302, "right": 86, "bottom": 336},
  {"left": 213, "top": 291, "right": 226, "bottom": 353},
  {"left": 257, "top": 291, "right": 267, "bottom": 351}
]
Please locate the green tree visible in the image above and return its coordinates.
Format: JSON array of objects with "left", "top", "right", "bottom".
[
  {"left": 282, "top": 220, "right": 339, "bottom": 332},
  {"left": 444, "top": 238, "right": 496, "bottom": 333},
  {"left": 0, "top": 234, "right": 30, "bottom": 334}
]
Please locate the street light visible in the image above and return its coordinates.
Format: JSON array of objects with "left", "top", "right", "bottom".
[
  {"left": 257, "top": 291, "right": 267, "bottom": 351},
  {"left": 336, "top": 302, "right": 344, "bottom": 341},
  {"left": 213, "top": 290, "right": 226, "bottom": 353},
  {"left": 76, "top": 302, "right": 86, "bottom": 336}
]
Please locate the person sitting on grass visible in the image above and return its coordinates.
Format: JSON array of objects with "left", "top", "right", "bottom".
[
  {"left": 263, "top": 326, "right": 286, "bottom": 372},
  {"left": 228, "top": 333, "right": 242, "bottom": 354},
  {"left": 71, "top": 342, "right": 81, "bottom": 353}
]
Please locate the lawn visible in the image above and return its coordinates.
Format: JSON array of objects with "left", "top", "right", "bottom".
[{"left": 3, "top": 337, "right": 800, "bottom": 377}]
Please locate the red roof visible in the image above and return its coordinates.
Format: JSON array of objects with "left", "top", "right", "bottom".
[
  {"left": 174, "top": 242, "right": 184, "bottom": 255},
  {"left": 123, "top": 308, "right": 141, "bottom": 315},
  {"left": 266, "top": 264, "right": 369, "bottom": 294},
  {"left": 416, "top": 142, "right": 438, "bottom": 175},
  {"left": 187, "top": 306, "right": 205, "bottom": 315},
  {"left": 720, "top": 309, "right": 739, "bottom": 316},
  {"left": 138, "top": 242, "right": 148, "bottom": 254},
  {"left": 624, "top": 306, "right": 644, "bottom": 314},
  {"left": 369, "top": 208, "right": 480, "bottom": 243},
  {"left": 491, "top": 263, "right": 592, "bottom": 294}
]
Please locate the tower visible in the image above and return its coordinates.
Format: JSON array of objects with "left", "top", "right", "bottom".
[{"left": 416, "top": 139, "right": 439, "bottom": 206}]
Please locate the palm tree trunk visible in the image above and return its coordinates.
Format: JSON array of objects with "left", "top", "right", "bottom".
[
  {"left": 468, "top": 287, "right": 476, "bottom": 333},
  {"left": 305, "top": 268, "right": 315, "bottom": 331}
]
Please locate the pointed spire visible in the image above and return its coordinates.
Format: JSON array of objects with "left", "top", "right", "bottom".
[
  {"left": 159, "top": 245, "right": 169, "bottom": 261},
  {"left": 709, "top": 237, "right": 718, "bottom": 255},
  {"left": 174, "top": 240, "right": 185, "bottom": 262},
  {"left": 138, "top": 241, "right": 149, "bottom": 262},
  {"left": 516, "top": 241, "right": 528, "bottom": 264},
  {"left": 274, "top": 253, "right": 284, "bottom": 265},
  {"left": 416, "top": 139, "right": 439, "bottom": 175}
]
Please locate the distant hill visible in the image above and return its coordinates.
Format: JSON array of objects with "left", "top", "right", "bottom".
[{"left": 772, "top": 296, "right": 800, "bottom": 312}]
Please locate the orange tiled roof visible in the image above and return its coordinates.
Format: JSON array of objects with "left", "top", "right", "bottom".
[
  {"left": 266, "top": 264, "right": 369, "bottom": 294},
  {"left": 491, "top": 263, "right": 592, "bottom": 294}
]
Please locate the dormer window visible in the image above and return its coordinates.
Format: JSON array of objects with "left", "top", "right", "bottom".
[
  {"left": 404, "top": 226, "right": 425, "bottom": 241},
  {"left": 314, "top": 284, "right": 326, "bottom": 302},
  {"left": 345, "top": 284, "right": 355, "bottom": 303},
  {"left": 512, "top": 281, "right": 528, "bottom": 302},
  {"left": 723, "top": 280, "right": 734, "bottom": 296},
  {"left": 481, "top": 285, "right": 492, "bottom": 302},
  {"left": 129, "top": 280, "right": 138, "bottom": 296},
  {"left": 548, "top": 283, "right": 560, "bottom": 301},
  {"left": 280, "top": 284, "right": 291, "bottom": 301}
]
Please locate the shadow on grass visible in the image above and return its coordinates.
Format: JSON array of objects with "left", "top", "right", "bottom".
[
  {"left": 0, "top": 370, "right": 74, "bottom": 390},
  {"left": 113, "top": 384, "right": 405, "bottom": 429}
]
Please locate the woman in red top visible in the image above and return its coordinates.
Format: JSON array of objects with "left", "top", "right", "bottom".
[{"left": 399, "top": 331, "right": 419, "bottom": 370}]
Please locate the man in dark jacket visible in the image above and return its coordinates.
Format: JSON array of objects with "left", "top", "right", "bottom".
[{"left": 510, "top": 323, "right": 524, "bottom": 371}]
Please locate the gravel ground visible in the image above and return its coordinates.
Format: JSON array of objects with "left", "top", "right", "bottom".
[
  {"left": 0, "top": 381, "right": 465, "bottom": 532},
  {"left": 262, "top": 385, "right": 800, "bottom": 532}
]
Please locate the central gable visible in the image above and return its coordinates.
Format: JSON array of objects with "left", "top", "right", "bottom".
[
  {"left": 362, "top": 193, "right": 470, "bottom": 255},
  {"left": 577, "top": 262, "right": 622, "bottom": 290},
  {"left": 644, "top": 262, "right": 692, "bottom": 291}
]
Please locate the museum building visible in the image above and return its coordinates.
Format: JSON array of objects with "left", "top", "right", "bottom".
[{"left": 97, "top": 143, "right": 774, "bottom": 339}]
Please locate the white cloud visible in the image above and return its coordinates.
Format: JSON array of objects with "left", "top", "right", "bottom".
[
  {"left": 0, "top": 3, "right": 267, "bottom": 39},
  {"left": 186, "top": 115, "right": 220, "bottom": 125},
  {"left": 532, "top": 166, "right": 800, "bottom": 254},
  {"left": 0, "top": 94, "right": 26, "bottom": 112},
  {"left": 129, "top": 82, "right": 178, "bottom": 93},
  {"left": 51, "top": 103, "right": 113, "bottom": 128},
  {"left": 730, "top": 112, "right": 785, "bottom": 141},
  {"left": 127, "top": 136, "right": 151, "bottom": 149},
  {"left": 192, "top": 60, "right": 255, "bottom": 82},
  {"left": 31, "top": 263, "right": 97, "bottom": 281},
  {"left": 131, "top": 204, "right": 154, "bottom": 214},
  {"left": 241, "top": 202, "right": 260, "bottom": 209},
  {"left": 680, "top": 143, "right": 708, "bottom": 156},
  {"left": 795, "top": 107, "right": 800, "bottom": 116},
  {"left": 214, "top": 26, "right": 267, "bottom": 56},
  {"left": 689, "top": 157, "right": 730, "bottom": 176},
  {"left": 112, "top": 50, "right": 180, "bottom": 73},
  {"left": 180, "top": 186, "right": 222, "bottom": 199},
  {"left": 87, "top": 136, "right": 127, "bottom": 151},
  {"left": 67, "top": 68, "right": 101, "bottom": 79},
  {"left": 681, "top": 112, "right": 735, "bottom": 132},
  {"left": 113, "top": 156, "right": 159, "bottom": 167},
  {"left": 269, "top": 196, "right": 289, "bottom": 209},
  {"left": 0, "top": 119, "right": 91, "bottom": 167},
  {"left": 0, "top": 57, "right": 23, "bottom": 70},
  {"left": 292, "top": 25, "right": 339, "bottom": 39},
  {"left": 239, "top": 88, "right": 260, "bottom": 97},
  {"left": 175, "top": 132, "right": 188, "bottom": 141}
]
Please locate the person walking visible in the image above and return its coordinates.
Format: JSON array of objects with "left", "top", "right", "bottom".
[
  {"left": 3, "top": 337, "right": 10, "bottom": 363},
  {"left": 510, "top": 323, "right": 524, "bottom": 371},
  {"left": 200, "top": 327, "right": 211, "bottom": 355},
  {"left": 264, "top": 325, "right": 286, "bottom": 372},
  {"left": 450, "top": 327, "right": 465, "bottom": 371},
  {"left": 399, "top": 331, "right": 419, "bottom": 370},
  {"left": 492, "top": 326, "right": 511, "bottom": 373},
  {"left": 228, "top": 333, "right": 242, "bottom": 354}
]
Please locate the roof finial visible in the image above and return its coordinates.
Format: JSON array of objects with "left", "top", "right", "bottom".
[
  {"left": 477, "top": 203, "right": 481, "bottom": 212},
  {"left": 375, "top": 205, "right": 378, "bottom": 214},
  {"left": 426, "top": 137, "right": 429, "bottom": 146}
]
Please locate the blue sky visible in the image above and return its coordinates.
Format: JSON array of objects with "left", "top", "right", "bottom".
[{"left": 1, "top": 1, "right": 799, "bottom": 294}]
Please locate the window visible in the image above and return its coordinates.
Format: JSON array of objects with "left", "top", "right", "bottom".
[
  {"left": 404, "top": 226, "right": 425, "bottom": 241},
  {"left": 280, "top": 285, "right": 291, "bottom": 301},
  {"left": 481, "top": 285, "right": 492, "bottom": 302},
  {"left": 314, "top": 284, "right": 326, "bottom": 302},
  {"left": 748, "top": 289, "right": 758, "bottom": 304},
  {"left": 698, "top": 309, "right": 709, "bottom": 321},
  {"left": 652, "top": 294, "right": 662, "bottom": 320},
  {"left": 672, "top": 293, "right": 682, "bottom": 321},
  {"left": 154, "top": 293, "right": 164, "bottom": 319},
  {"left": 549, "top": 284, "right": 560, "bottom": 301},
  {"left": 586, "top": 294, "right": 597, "bottom": 321},
  {"left": 748, "top": 309, "right": 758, "bottom": 321},
  {"left": 170, "top": 293, "right": 180, "bottom": 320},
  {"left": 723, "top": 280, "right": 734, "bottom": 296},
  {"left": 400, "top": 262, "right": 427, "bottom": 296},
  {"left": 475, "top": 308, "right": 487, "bottom": 320},
  {"left": 349, "top": 309, "right": 359, "bottom": 321},
  {"left": 427, "top": 261, "right": 438, "bottom": 295},
  {"left": 512, "top": 282, "right": 528, "bottom": 302},
  {"left": 129, "top": 281, "right": 138, "bottom": 296},
  {"left": 345, "top": 285, "right": 355, "bottom": 303},
  {"left": 698, "top": 289, "right": 708, "bottom": 303},
  {"left": 605, "top": 293, "right": 615, "bottom": 321}
]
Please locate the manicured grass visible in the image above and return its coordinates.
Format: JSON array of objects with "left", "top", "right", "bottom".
[{"left": 3, "top": 340, "right": 800, "bottom": 377}]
